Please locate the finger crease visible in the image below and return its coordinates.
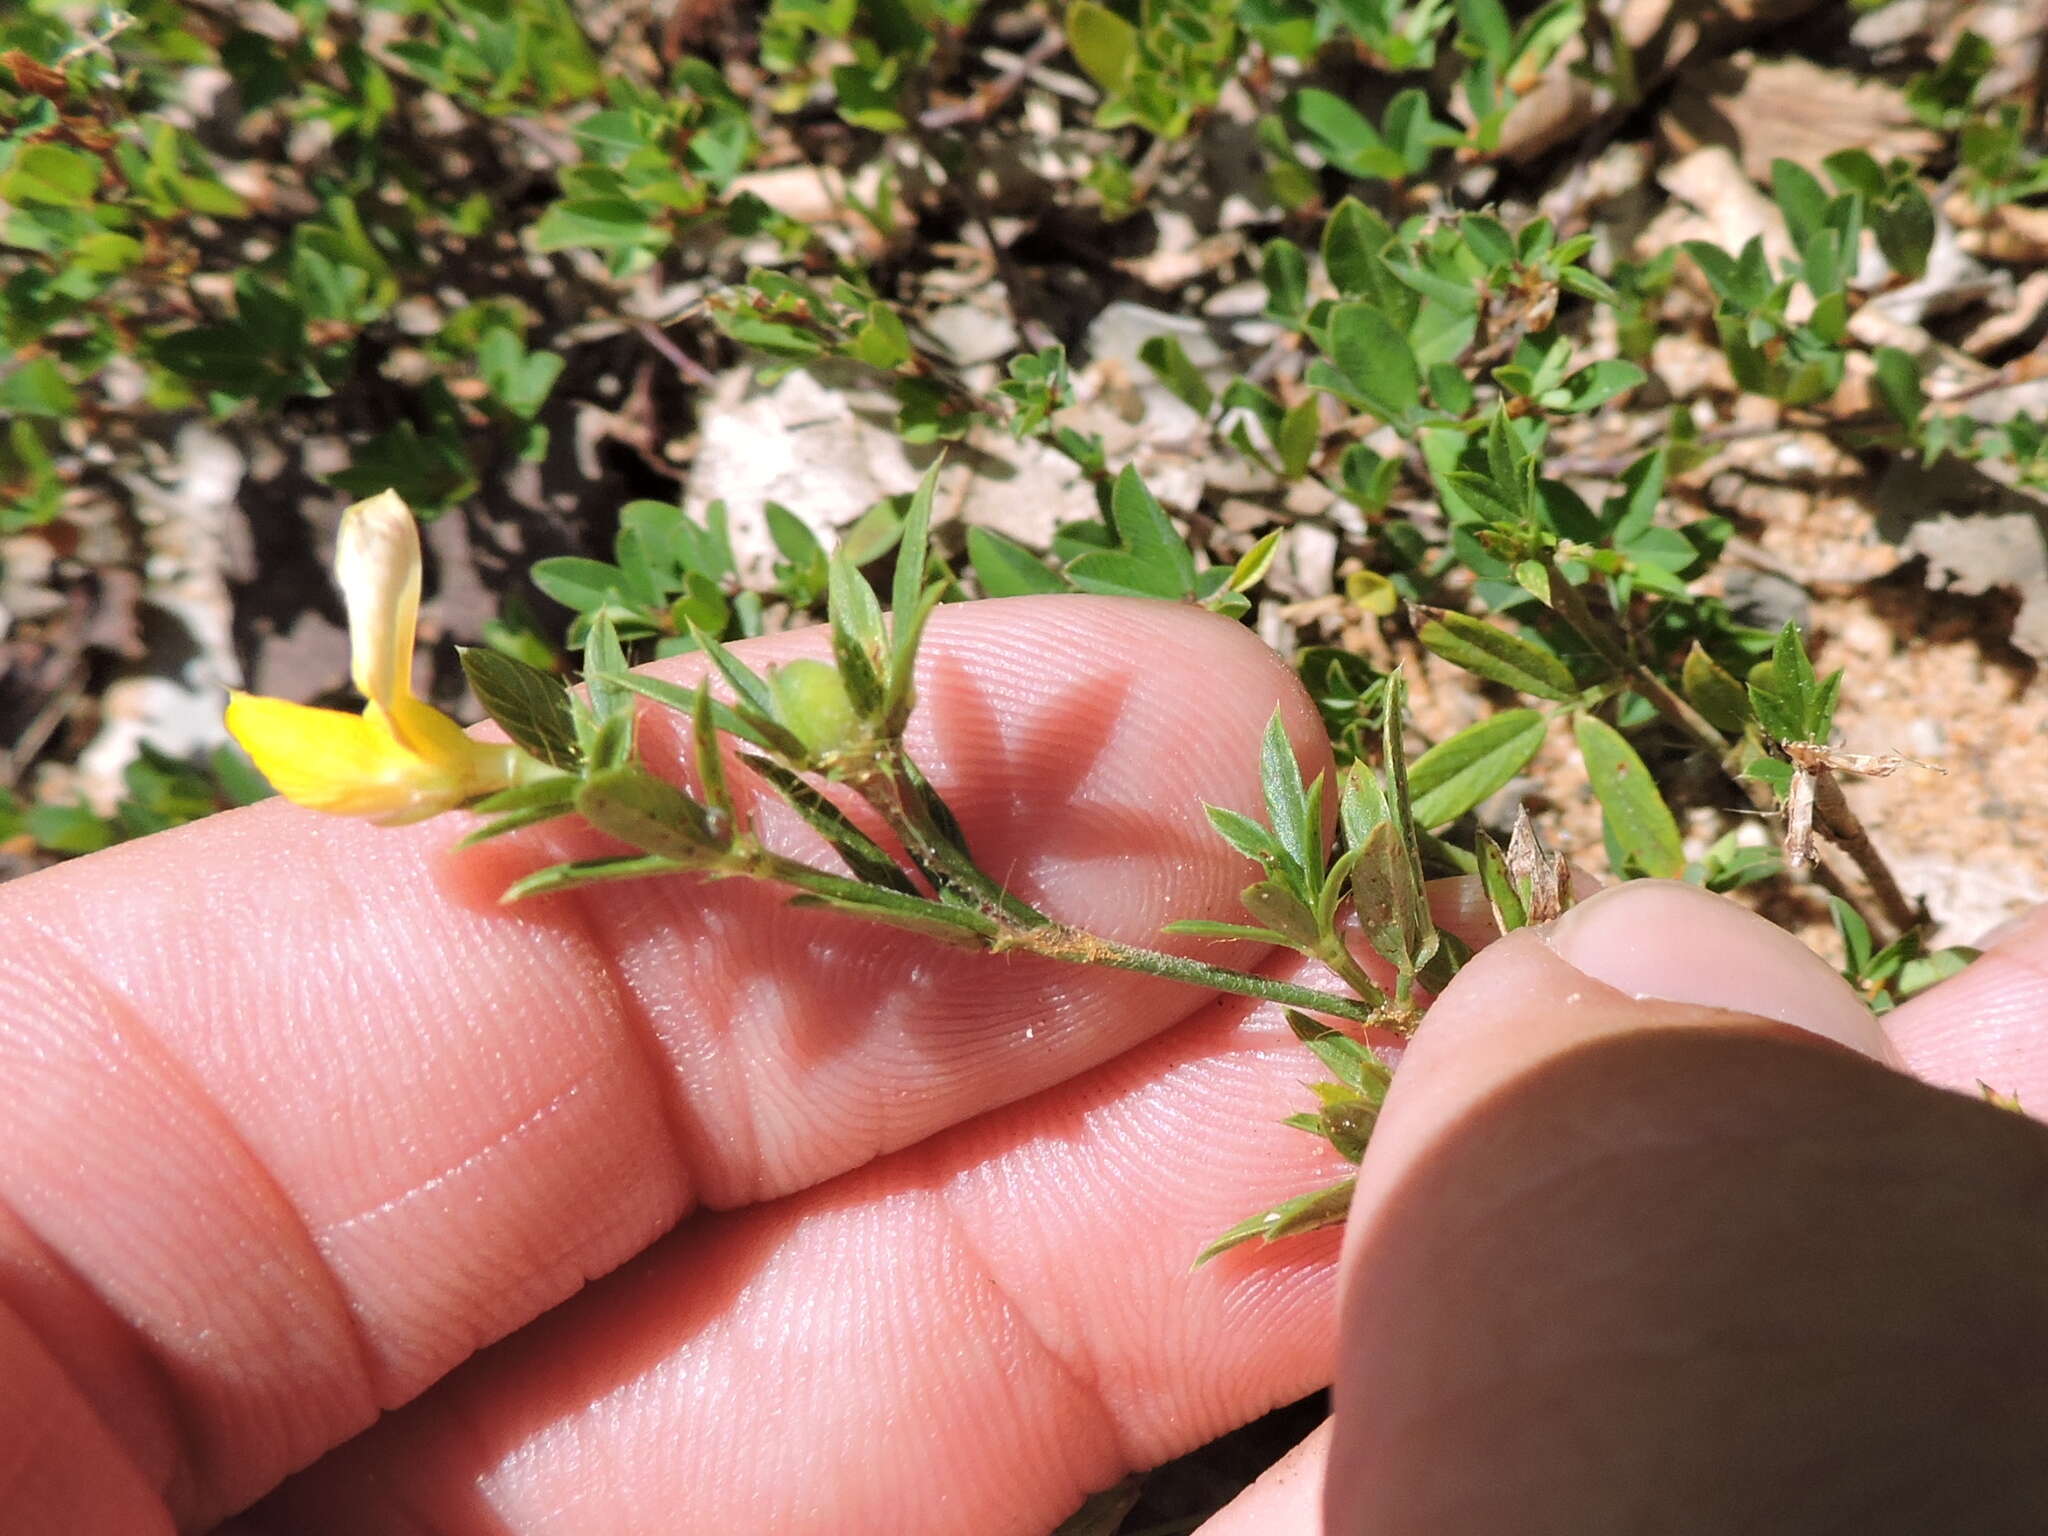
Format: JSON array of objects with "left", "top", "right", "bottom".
[
  {"left": 927, "top": 1155, "right": 1134, "bottom": 1489},
  {"left": 4, "top": 917, "right": 381, "bottom": 1519}
]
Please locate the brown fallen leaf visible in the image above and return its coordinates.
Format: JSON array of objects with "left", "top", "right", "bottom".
[{"left": 1662, "top": 53, "right": 1940, "bottom": 180}]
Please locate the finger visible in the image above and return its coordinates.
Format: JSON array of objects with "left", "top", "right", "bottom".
[
  {"left": 1884, "top": 902, "right": 2048, "bottom": 1107},
  {"left": 1422, "top": 867, "right": 1603, "bottom": 956},
  {"left": 245, "top": 958, "right": 1355, "bottom": 1535},
  {"left": 1327, "top": 880, "right": 2048, "bottom": 1535},
  {"left": 0, "top": 596, "right": 1326, "bottom": 1528},
  {"left": 1193, "top": 1419, "right": 1331, "bottom": 1536}
]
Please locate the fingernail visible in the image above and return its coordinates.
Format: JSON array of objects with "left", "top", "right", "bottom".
[{"left": 1537, "top": 879, "right": 1892, "bottom": 1061}]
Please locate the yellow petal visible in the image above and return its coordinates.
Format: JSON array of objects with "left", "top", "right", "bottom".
[
  {"left": 383, "top": 695, "right": 522, "bottom": 796},
  {"left": 226, "top": 691, "right": 465, "bottom": 825},
  {"left": 334, "top": 489, "right": 421, "bottom": 715}
]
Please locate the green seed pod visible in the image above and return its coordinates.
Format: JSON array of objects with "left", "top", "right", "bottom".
[{"left": 770, "top": 658, "right": 861, "bottom": 758}]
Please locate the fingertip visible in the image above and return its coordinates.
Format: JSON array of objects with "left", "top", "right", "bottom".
[
  {"left": 1194, "top": 1417, "right": 1332, "bottom": 1536},
  {"left": 1343, "top": 882, "right": 1886, "bottom": 1277},
  {"left": 1540, "top": 879, "right": 1889, "bottom": 1061}
]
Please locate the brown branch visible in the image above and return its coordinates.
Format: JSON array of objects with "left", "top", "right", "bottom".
[{"left": 918, "top": 30, "right": 1066, "bottom": 130}]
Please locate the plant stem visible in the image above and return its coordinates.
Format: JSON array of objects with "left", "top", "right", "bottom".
[
  {"left": 850, "top": 755, "right": 1049, "bottom": 927},
  {"left": 734, "top": 844, "right": 1401, "bottom": 1029},
  {"left": 1018, "top": 926, "right": 1416, "bottom": 1031},
  {"left": 1539, "top": 557, "right": 1917, "bottom": 940},
  {"left": 1542, "top": 560, "right": 1729, "bottom": 752},
  {"left": 1810, "top": 767, "right": 1922, "bottom": 934},
  {"left": 1318, "top": 938, "right": 1388, "bottom": 1009}
]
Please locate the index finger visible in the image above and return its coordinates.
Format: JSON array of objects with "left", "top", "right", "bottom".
[{"left": 0, "top": 594, "right": 1327, "bottom": 1529}]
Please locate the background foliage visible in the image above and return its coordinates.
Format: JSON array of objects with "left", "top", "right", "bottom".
[{"left": 4, "top": 0, "right": 2046, "bottom": 1524}]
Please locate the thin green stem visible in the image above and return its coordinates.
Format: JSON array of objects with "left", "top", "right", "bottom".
[
  {"left": 1543, "top": 559, "right": 1730, "bottom": 753},
  {"left": 850, "top": 754, "right": 1048, "bottom": 926},
  {"left": 735, "top": 843, "right": 1404, "bottom": 1029},
  {"left": 1021, "top": 926, "right": 1417, "bottom": 1032},
  {"left": 1318, "top": 938, "right": 1387, "bottom": 1010},
  {"left": 1540, "top": 556, "right": 1909, "bottom": 938}
]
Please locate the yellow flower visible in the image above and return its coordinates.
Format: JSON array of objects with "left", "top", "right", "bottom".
[{"left": 226, "top": 490, "right": 527, "bottom": 824}]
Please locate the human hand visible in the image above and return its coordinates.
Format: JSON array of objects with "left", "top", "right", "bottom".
[
  {"left": 4, "top": 596, "right": 2043, "bottom": 1535},
  {"left": 0, "top": 596, "right": 1366, "bottom": 1534},
  {"left": 1203, "top": 880, "right": 2048, "bottom": 1534}
]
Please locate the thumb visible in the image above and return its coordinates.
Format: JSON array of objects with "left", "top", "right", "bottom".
[
  {"left": 1324, "top": 879, "right": 2048, "bottom": 1535},
  {"left": 1343, "top": 878, "right": 1891, "bottom": 1216}
]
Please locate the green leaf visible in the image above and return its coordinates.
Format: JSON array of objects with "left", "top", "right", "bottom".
[
  {"left": 1067, "top": 0, "right": 1138, "bottom": 92},
  {"left": 1474, "top": 831, "right": 1528, "bottom": 933},
  {"left": 1460, "top": 213, "right": 1517, "bottom": 269},
  {"left": 1574, "top": 713, "right": 1684, "bottom": 878},
  {"left": 690, "top": 684, "right": 732, "bottom": 824},
  {"left": 612, "top": 666, "right": 807, "bottom": 760},
  {"left": 1872, "top": 346, "right": 1925, "bottom": 430},
  {"left": 968, "top": 526, "right": 1065, "bottom": 596},
  {"left": 689, "top": 622, "right": 776, "bottom": 716},
  {"left": 1205, "top": 802, "right": 1290, "bottom": 869},
  {"left": 1276, "top": 399, "right": 1320, "bottom": 478},
  {"left": 1328, "top": 304, "right": 1420, "bottom": 424},
  {"left": 1771, "top": 158, "right": 1830, "bottom": 249},
  {"left": 893, "top": 461, "right": 941, "bottom": 627},
  {"left": 882, "top": 466, "right": 945, "bottom": 732},
  {"left": 1427, "top": 361, "right": 1475, "bottom": 416},
  {"left": 1240, "top": 880, "right": 1321, "bottom": 946},
  {"left": 1455, "top": 0, "right": 1514, "bottom": 65},
  {"left": 1322, "top": 198, "right": 1394, "bottom": 299},
  {"left": 1349, "top": 820, "right": 1422, "bottom": 978},
  {"left": 502, "top": 852, "right": 690, "bottom": 901},
  {"left": 882, "top": 578, "right": 943, "bottom": 736},
  {"left": 1407, "top": 709, "right": 1547, "bottom": 828},
  {"left": 738, "top": 754, "right": 916, "bottom": 892},
  {"left": 785, "top": 885, "right": 999, "bottom": 945},
  {"left": 1069, "top": 468, "right": 1196, "bottom": 598},
  {"left": 1384, "top": 256, "right": 1480, "bottom": 314},
  {"left": 1874, "top": 187, "right": 1935, "bottom": 280},
  {"left": 531, "top": 556, "right": 630, "bottom": 613},
  {"left": 1554, "top": 359, "right": 1646, "bottom": 413},
  {"left": 1415, "top": 610, "right": 1578, "bottom": 700},
  {"left": 0, "top": 358, "right": 77, "bottom": 418},
  {"left": 1260, "top": 709, "right": 1317, "bottom": 880},
  {"left": 827, "top": 554, "right": 887, "bottom": 719},
  {"left": 1161, "top": 919, "right": 1290, "bottom": 945},
  {"left": 1683, "top": 240, "right": 1746, "bottom": 305},
  {"left": 1294, "top": 89, "right": 1401, "bottom": 181},
  {"left": 3, "top": 143, "right": 100, "bottom": 207},
  {"left": 1261, "top": 239, "right": 1310, "bottom": 321},
  {"left": 1194, "top": 1175, "right": 1356, "bottom": 1265},
  {"left": 1110, "top": 466, "right": 1196, "bottom": 583},
  {"left": 581, "top": 611, "right": 630, "bottom": 723},
  {"left": 1681, "top": 643, "right": 1750, "bottom": 734},
  {"left": 575, "top": 765, "right": 721, "bottom": 856},
  {"left": 1744, "top": 754, "right": 1795, "bottom": 796},
  {"left": 458, "top": 778, "right": 581, "bottom": 845},
  {"left": 1228, "top": 529, "right": 1284, "bottom": 592},
  {"left": 1139, "top": 335, "right": 1214, "bottom": 415},
  {"left": 1284, "top": 1010, "right": 1386, "bottom": 1090},
  {"left": 459, "top": 648, "right": 580, "bottom": 770},
  {"left": 1749, "top": 620, "right": 1827, "bottom": 742},
  {"left": 530, "top": 197, "right": 661, "bottom": 252},
  {"left": 25, "top": 801, "right": 116, "bottom": 854}
]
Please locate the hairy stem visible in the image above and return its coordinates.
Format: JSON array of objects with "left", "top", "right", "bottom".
[
  {"left": 731, "top": 844, "right": 1400, "bottom": 1028},
  {"left": 1318, "top": 939, "right": 1388, "bottom": 1010},
  {"left": 849, "top": 755, "right": 1049, "bottom": 927},
  {"left": 1019, "top": 926, "right": 1415, "bottom": 1032},
  {"left": 1810, "top": 769, "right": 1922, "bottom": 935}
]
